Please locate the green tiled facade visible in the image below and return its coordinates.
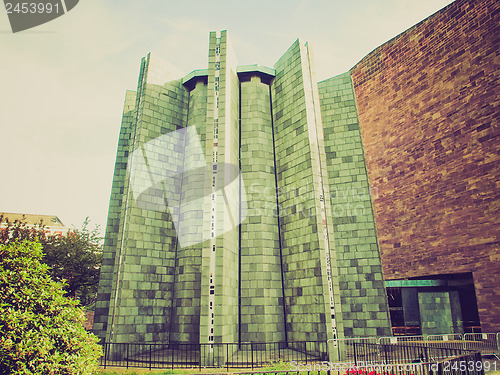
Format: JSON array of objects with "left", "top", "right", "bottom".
[
  {"left": 271, "top": 41, "right": 343, "bottom": 345},
  {"left": 199, "top": 31, "right": 241, "bottom": 346},
  {"left": 169, "top": 78, "right": 207, "bottom": 344},
  {"left": 418, "top": 291, "right": 463, "bottom": 335},
  {"left": 93, "top": 89, "right": 136, "bottom": 340},
  {"left": 94, "top": 31, "right": 391, "bottom": 351},
  {"left": 318, "top": 73, "right": 392, "bottom": 338},
  {"left": 240, "top": 75, "right": 285, "bottom": 343}
]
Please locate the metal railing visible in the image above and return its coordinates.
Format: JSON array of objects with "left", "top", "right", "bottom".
[
  {"left": 348, "top": 341, "right": 476, "bottom": 365},
  {"left": 427, "top": 334, "right": 465, "bottom": 352},
  {"left": 100, "top": 341, "right": 328, "bottom": 370},
  {"left": 431, "top": 351, "right": 484, "bottom": 375},
  {"left": 376, "top": 333, "right": 499, "bottom": 358},
  {"left": 463, "top": 333, "right": 499, "bottom": 357},
  {"left": 338, "top": 342, "right": 485, "bottom": 375},
  {"left": 98, "top": 332, "right": 499, "bottom": 371},
  {"left": 379, "top": 335, "right": 426, "bottom": 345},
  {"left": 332, "top": 337, "right": 378, "bottom": 363}
]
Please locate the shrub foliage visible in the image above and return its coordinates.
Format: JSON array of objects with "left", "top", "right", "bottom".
[
  {"left": 0, "top": 240, "right": 102, "bottom": 374},
  {"left": 0, "top": 215, "right": 102, "bottom": 307}
]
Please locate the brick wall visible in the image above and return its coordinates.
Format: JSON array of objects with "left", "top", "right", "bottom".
[{"left": 351, "top": 0, "right": 499, "bottom": 331}]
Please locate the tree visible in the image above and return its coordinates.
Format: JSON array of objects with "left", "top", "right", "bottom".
[
  {"left": 42, "top": 219, "right": 103, "bottom": 307},
  {"left": 0, "top": 215, "right": 46, "bottom": 245},
  {"left": 0, "top": 215, "right": 102, "bottom": 308},
  {"left": 0, "top": 240, "right": 102, "bottom": 374}
]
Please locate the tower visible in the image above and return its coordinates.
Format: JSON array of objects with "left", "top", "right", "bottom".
[{"left": 93, "top": 31, "right": 391, "bottom": 352}]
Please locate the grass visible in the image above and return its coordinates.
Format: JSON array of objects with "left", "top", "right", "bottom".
[
  {"left": 98, "top": 360, "right": 291, "bottom": 374},
  {"left": 98, "top": 358, "right": 500, "bottom": 375},
  {"left": 98, "top": 369, "right": 201, "bottom": 375}
]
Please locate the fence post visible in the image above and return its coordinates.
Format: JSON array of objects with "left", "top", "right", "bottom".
[
  {"left": 353, "top": 342, "right": 357, "bottom": 367},
  {"left": 126, "top": 343, "right": 129, "bottom": 369},
  {"left": 427, "top": 344, "right": 434, "bottom": 375},
  {"left": 251, "top": 342, "right": 254, "bottom": 370},
  {"left": 103, "top": 341, "right": 107, "bottom": 369},
  {"left": 465, "top": 353, "right": 471, "bottom": 375},
  {"left": 477, "top": 351, "right": 485, "bottom": 375},
  {"left": 149, "top": 343, "right": 152, "bottom": 370},
  {"left": 227, "top": 343, "right": 229, "bottom": 372},
  {"left": 305, "top": 342, "right": 308, "bottom": 365}
]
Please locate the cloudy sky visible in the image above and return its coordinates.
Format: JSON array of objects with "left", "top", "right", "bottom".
[{"left": 0, "top": 0, "right": 453, "bottom": 234}]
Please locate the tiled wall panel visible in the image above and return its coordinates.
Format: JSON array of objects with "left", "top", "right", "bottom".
[{"left": 319, "top": 73, "right": 392, "bottom": 337}]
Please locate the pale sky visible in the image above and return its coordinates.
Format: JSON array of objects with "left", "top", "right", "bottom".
[{"left": 0, "top": 0, "right": 453, "bottom": 234}]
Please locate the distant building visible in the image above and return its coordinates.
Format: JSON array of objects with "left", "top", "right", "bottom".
[{"left": 0, "top": 212, "right": 71, "bottom": 237}]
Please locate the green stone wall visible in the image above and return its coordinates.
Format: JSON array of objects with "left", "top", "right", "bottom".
[
  {"left": 240, "top": 75, "right": 285, "bottom": 343},
  {"left": 170, "top": 80, "right": 207, "bottom": 344},
  {"left": 271, "top": 40, "right": 343, "bottom": 344},
  {"left": 418, "top": 291, "right": 463, "bottom": 335},
  {"left": 93, "top": 89, "right": 137, "bottom": 341},
  {"left": 199, "top": 31, "right": 240, "bottom": 346},
  {"left": 217, "top": 31, "right": 240, "bottom": 345},
  {"left": 96, "top": 33, "right": 392, "bottom": 349},
  {"left": 96, "top": 53, "right": 190, "bottom": 344},
  {"left": 318, "top": 72, "right": 392, "bottom": 337}
]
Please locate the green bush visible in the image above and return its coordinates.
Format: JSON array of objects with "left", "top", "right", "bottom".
[
  {"left": 0, "top": 240, "right": 102, "bottom": 374},
  {"left": 0, "top": 215, "right": 103, "bottom": 308}
]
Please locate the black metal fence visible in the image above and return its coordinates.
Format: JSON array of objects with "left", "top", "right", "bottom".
[
  {"left": 345, "top": 342, "right": 484, "bottom": 375},
  {"left": 99, "top": 341, "right": 328, "bottom": 370},
  {"left": 348, "top": 341, "right": 478, "bottom": 365},
  {"left": 432, "top": 351, "right": 484, "bottom": 375},
  {"left": 99, "top": 340, "right": 484, "bottom": 374}
]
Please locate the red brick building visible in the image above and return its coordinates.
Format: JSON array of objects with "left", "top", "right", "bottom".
[{"left": 350, "top": 0, "right": 499, "bottom": 332}]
